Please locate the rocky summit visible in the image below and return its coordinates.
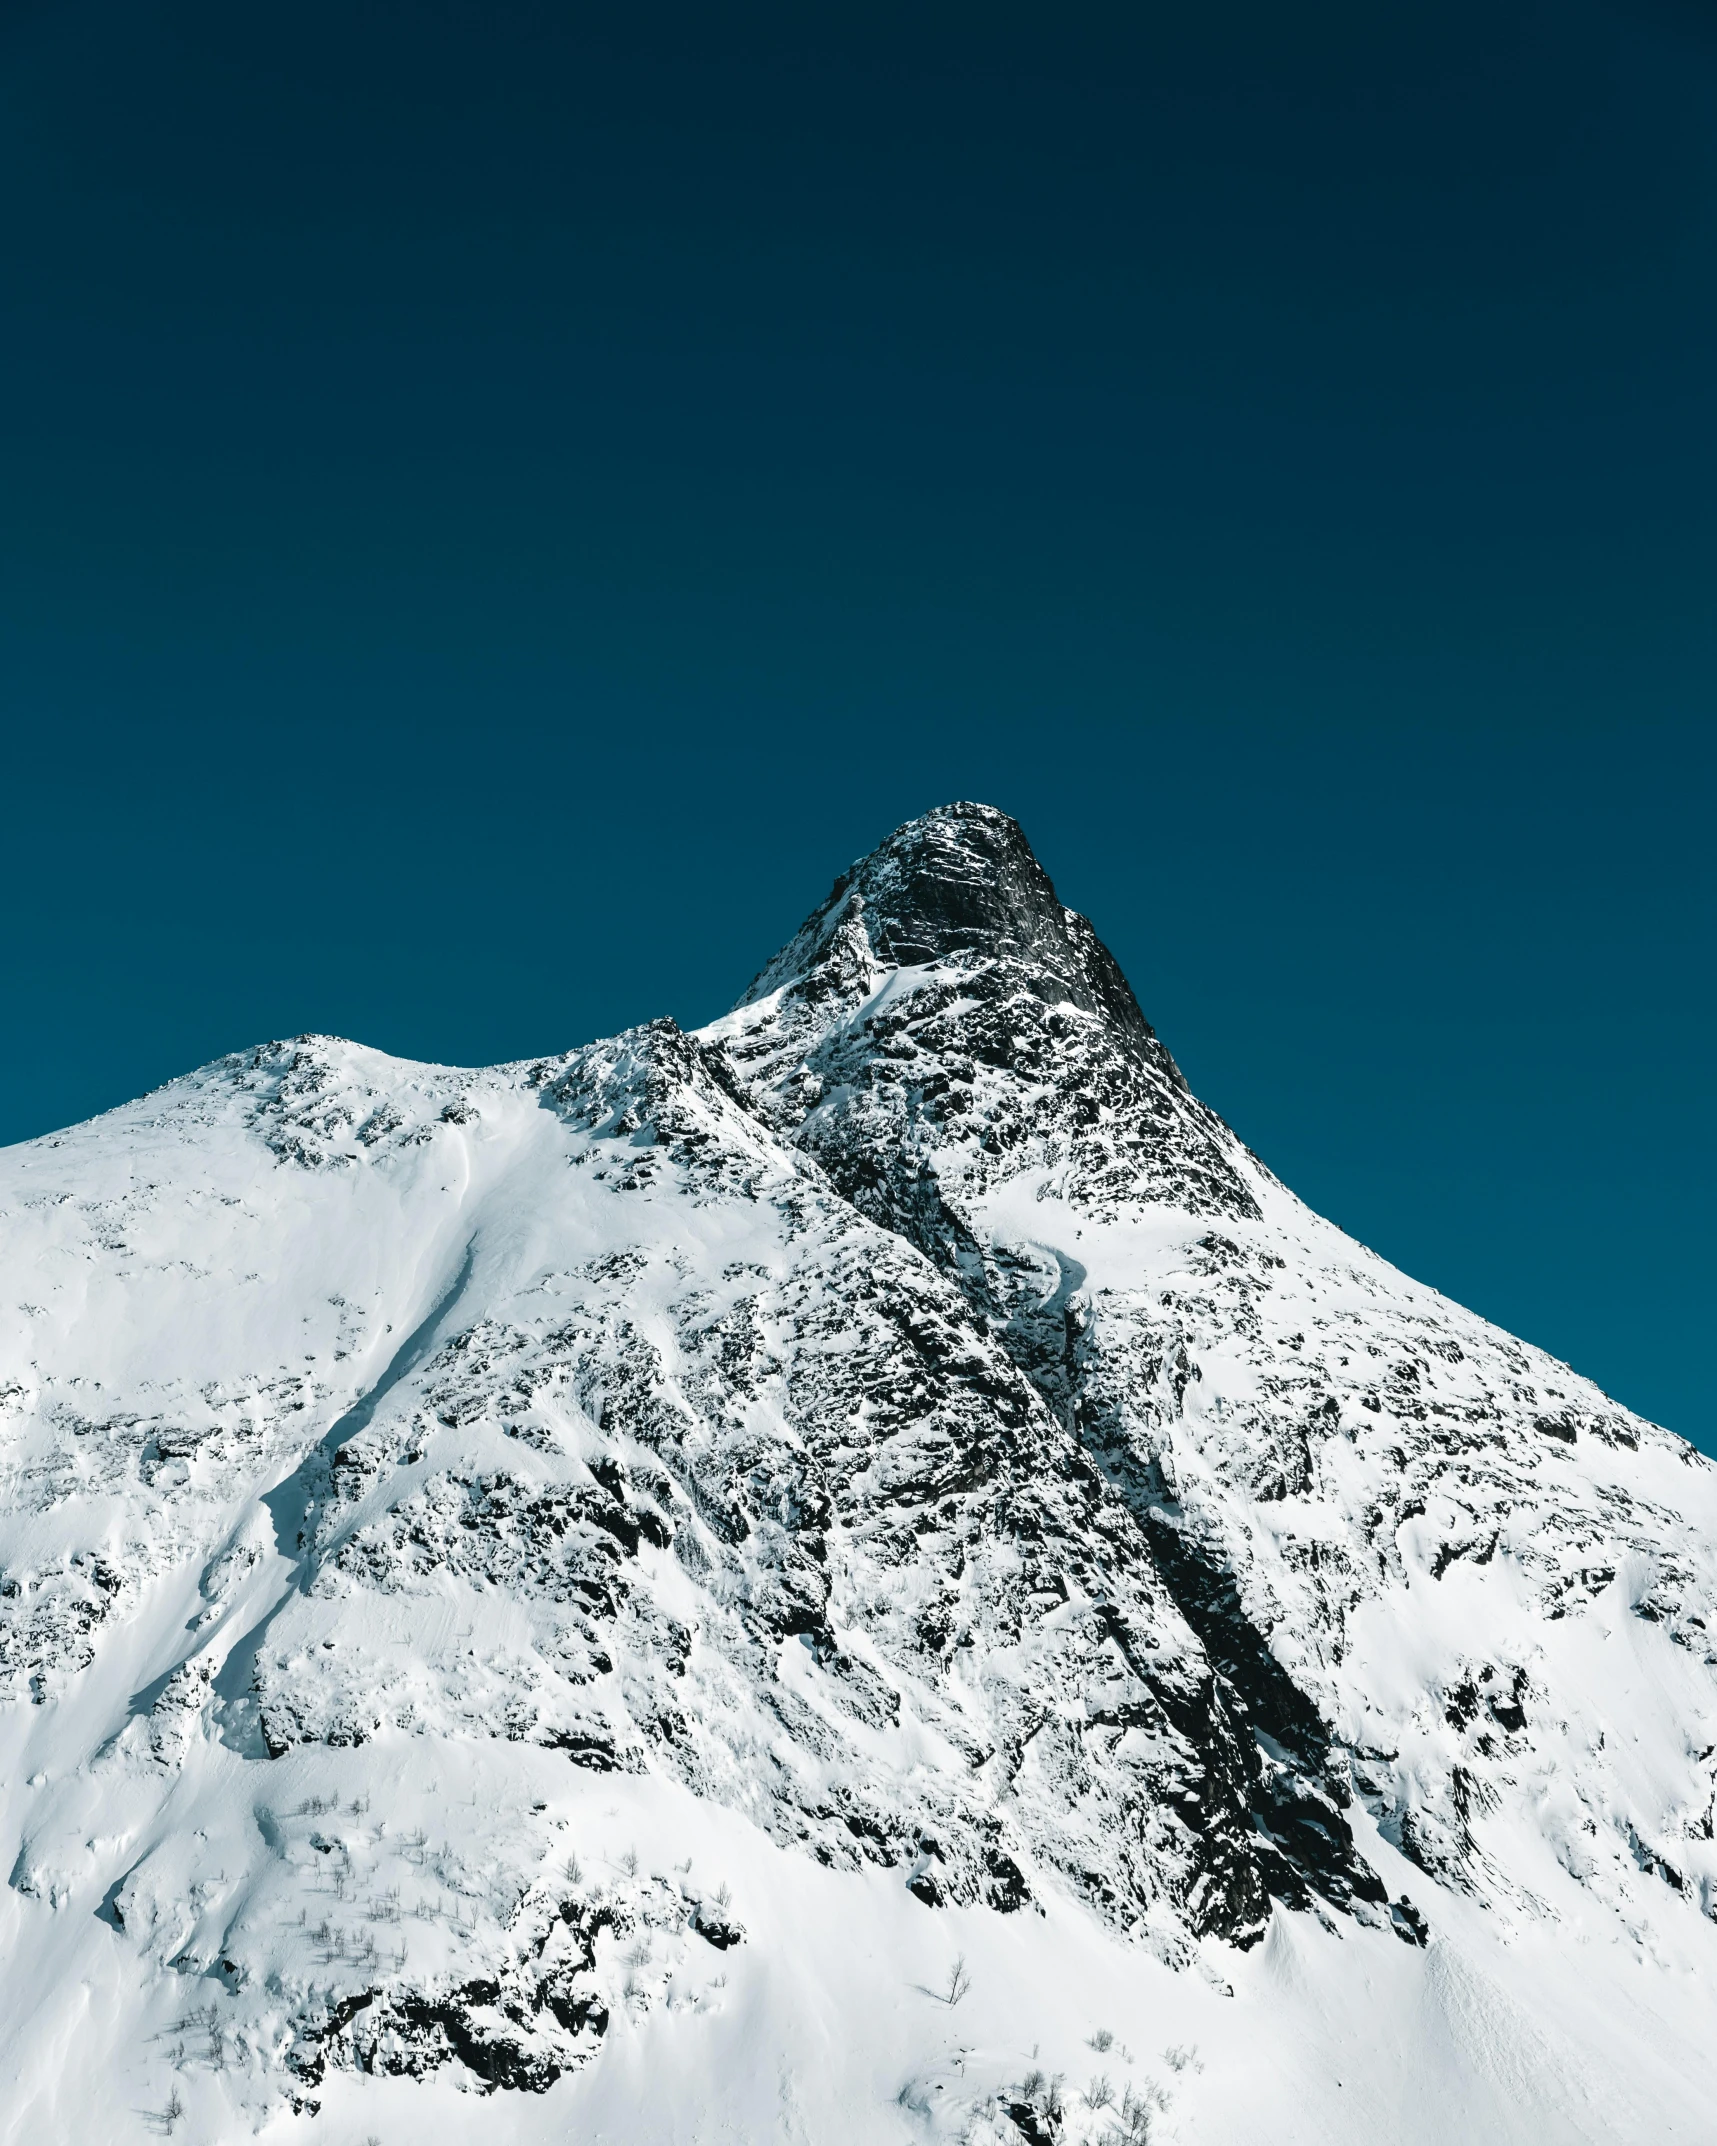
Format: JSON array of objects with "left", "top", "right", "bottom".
[{"left": 2, "top": 802, "right": 1714, "bottom": 2146}]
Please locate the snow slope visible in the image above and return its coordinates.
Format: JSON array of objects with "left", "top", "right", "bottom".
[{"left": 2, "top": 802, "right": 1713, "bottom": 2144}]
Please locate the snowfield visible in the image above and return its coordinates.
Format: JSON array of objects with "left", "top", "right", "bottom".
[{"left": 2, "top": 802, "right": 1713, "bottom": 2143}]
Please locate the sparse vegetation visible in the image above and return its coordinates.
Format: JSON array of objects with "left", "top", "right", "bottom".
[
  {"left": 1088, "top": 2026, "right": 1114, "bottom": 2053},
  {"left": 1016, "top": 2069, "right": 1064, "bottom": 2124},
  {"left": 1101, "top": 2086, "right": 1156, "bottom": 2144}
]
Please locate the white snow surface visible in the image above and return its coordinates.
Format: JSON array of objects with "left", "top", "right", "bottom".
[{"left": 2, "top": 803, "right": 1714, "bottom": 2143}]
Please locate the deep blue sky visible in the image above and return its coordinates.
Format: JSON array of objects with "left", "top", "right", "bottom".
[{"left": 2, "top": 2, "right": 1713, "bottom": 1446}]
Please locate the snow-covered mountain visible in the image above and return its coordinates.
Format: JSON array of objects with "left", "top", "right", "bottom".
[{"left": 3, "top": 800, "right": 1713, "bottom": 2145}]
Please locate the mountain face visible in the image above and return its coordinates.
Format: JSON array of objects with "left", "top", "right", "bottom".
[{"left": 2, "top": 801, "right": 1714, "bottom": 2146}]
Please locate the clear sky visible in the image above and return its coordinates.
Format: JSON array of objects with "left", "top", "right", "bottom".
[{"left": 2, "top": 2, "right": 1713, "bottom": 1448}]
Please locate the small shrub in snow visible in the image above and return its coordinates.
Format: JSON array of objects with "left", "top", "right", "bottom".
[{"left": 1102, "top": 2087, "right": 1155, "bottom": 2144}]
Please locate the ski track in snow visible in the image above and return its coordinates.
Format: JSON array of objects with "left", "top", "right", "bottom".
[{"left": 1, "top": 802, "right": 1713, "bottom": 2143}]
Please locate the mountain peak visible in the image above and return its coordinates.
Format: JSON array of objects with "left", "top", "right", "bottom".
[
  {"left": 826, "top": 800, "right": 1047, "bottom": 967},
  {"left": 713, "top": 803, "right": 1261, "bottom": 1252},
  {"left": 738, "top": 800, "right": 1151, "bottom": 1044}
]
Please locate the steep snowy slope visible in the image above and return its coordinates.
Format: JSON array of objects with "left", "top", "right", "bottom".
[{"left": 2, "top": 803, "right": 1714, "bottom": 2145}]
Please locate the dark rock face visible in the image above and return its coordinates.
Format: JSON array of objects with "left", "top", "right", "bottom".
[
  {"left": 742, "top": 801, "right": 1156, "bottom": 1047},
  {"left": 1125, "top": 1506, "right": 1387, "bottom": 1928},
  {"left": 287, "top": 1887, "right": 634, "bottom": 2094},
  {"left": 722, "top": 804, "right": 1261, "bottom": 1252}
]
